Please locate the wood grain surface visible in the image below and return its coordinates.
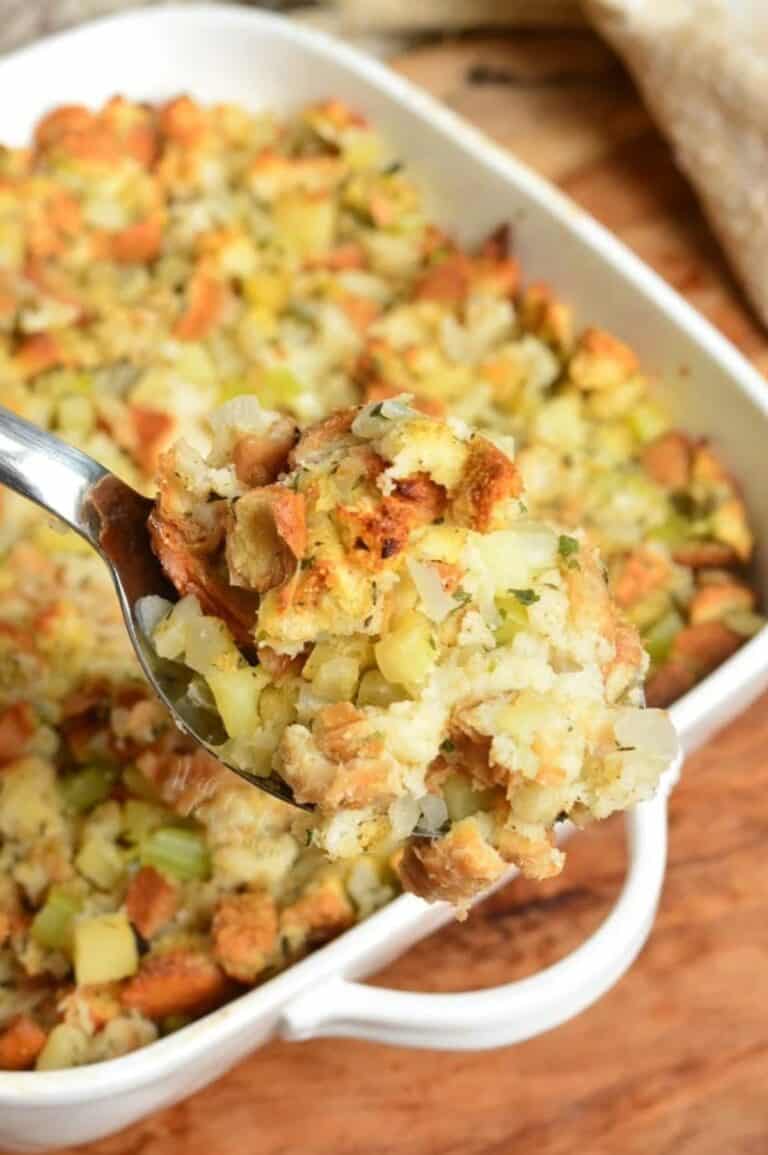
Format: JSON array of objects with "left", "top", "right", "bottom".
[{"left": 8, "top": 29, "right": 768, "bottom": 1155}]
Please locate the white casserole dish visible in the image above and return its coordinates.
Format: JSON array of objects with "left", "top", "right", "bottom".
[{"left": 0, "top": 6, "right": 765, "bottom": 1149}]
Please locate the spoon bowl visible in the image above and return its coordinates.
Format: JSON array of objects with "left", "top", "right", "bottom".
[{"left": 0, "top": 405, "right": 309, "bottom": 810}]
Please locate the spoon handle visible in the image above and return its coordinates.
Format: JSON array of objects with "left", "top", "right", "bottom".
[{"left": 0, "top": 405, "right": 109, "bottom": 548}]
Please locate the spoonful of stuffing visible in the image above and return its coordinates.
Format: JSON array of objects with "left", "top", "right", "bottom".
[
  {"left": 0, "top": 397, "right": 678, "bottom": 908},
  {"left": 0, "top": 402, "right": 298, "bottom": 808}
]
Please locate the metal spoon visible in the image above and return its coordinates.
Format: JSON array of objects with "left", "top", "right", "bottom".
[{"left": 0, "top": 405, "right": 305, "bottom": 809}]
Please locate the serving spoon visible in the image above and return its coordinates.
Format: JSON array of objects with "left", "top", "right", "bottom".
[{"left": 0, "top": 404, "right": 309, "bottom": 809}]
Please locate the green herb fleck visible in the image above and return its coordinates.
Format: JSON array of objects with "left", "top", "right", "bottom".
[
  {"left": 370, "top": 402, "right": 384, "bottom": 418},
  {"left": 452, "top": 588, "right": 472, "bottom": 605},
  {"left": 59, "top": 765, "right": 116, "bottom": 814},
  {"left": 300, "top": 556, "right": 315, "bottom": 570},
  {"left": 510, "top": 588, "right": 539, "bottom": 606},
  {"left": 440, "top": 739, "right": 456, "bottom": 754},
  {"left": 558, "top": 534, "right": 580, "bottom": 559}
]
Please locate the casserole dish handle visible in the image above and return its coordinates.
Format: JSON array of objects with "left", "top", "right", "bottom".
[{"left": 281, "top": 754, "right": 681, "bottom": 1051}]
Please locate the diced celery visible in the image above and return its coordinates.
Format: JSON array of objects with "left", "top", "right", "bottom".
[
  {"left": 386, "top": 572, "right": 419, "bottom": 621},
  {"left": 75, "top": 838, "right": 125, "bottom": 890},
  {"left": 59, "top": 765, "right": 116, "bottom": 815},
  {"left": 206, "top": 665, "right": 267, "bottom": 740},
  {"left": 122, "top": 799, "right": 170, "bottom": 844},
  {"left": 257, "top": 366, "right": 303, "bottom": 411},
  {"left": 30, "top": 887, "right": 83, "bottom": 952},
  {"left": 592, "top": 471, "right": 670, "bottom": 530},
  {"left": 357, "top": 669, "right": 405, "bottom": 708},
  {"left": 42, "top": 368, "right": 93, "bottom": 398},
  {"left": 628, "top": 400, "right": 671, "bottom": 444},
  {"left": 443, "top": 775, "right": 497, "bottom": 822},
  {"left": 56, "top": 394, "right": 95, "bottom": 438},
  {"left": 216, "top": 378, "right": 245, "bottom": 403},
  {"left": 642, "top": 609, "right": 684, "bottom": 666},
  {"left": 494, "top": 596, "right": 529, "bottom": 644},
  {"left": 626, "top": 589, "right": 671, "bottom": 631},
  {"left": 593, "top": 421, "right": 636, "bottom": 465},
  {"left": 73, "top": 913, "right": 138, "bottom": 986},
  {"left": 302, "top": 640, "right": 338, "bottom": 680},
  {"left": 122, "top": 764, "right": 162, "bottom": 802},
  {"left": 259, "top": 684, "right": 297, "bottom": 730},
  {"left": 36, "top": 1024, "right": 89, "bottom": 1071},
  {"left": 375, "top": 611, "right": 436, "bottom": 692},
  {"left": 312, "top": 656, "right": 360, "bottom": 701},
  {"left": 173, "top": 343, "right": 217, "bottom": 386},
  {"left": 649, "top": 514, "right": 693, "bottom": 549},
  {"left": 140, "top": 826, "right": 211, "bottom": 882}
]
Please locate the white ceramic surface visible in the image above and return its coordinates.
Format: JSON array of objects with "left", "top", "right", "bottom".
[{"left": 0, "top": 6, "right": 765, "bottom": 1150}]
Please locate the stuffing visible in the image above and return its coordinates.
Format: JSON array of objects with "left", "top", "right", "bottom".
[
  {"left": 0, "top": 92, "right": 759, "bottom": 1069},
  {"left": 280, "top": 872, "right": 355, "bottom": 952},
  {"left": 121, "top": 949, "right": 230, "bottom": 1019},
  {"left": 568, "top": 327, "right": 639, "bottom": 392},
  {"left": 125, "top": 867, "right": 179, "bottom": 940},
  {"left": 212, "top": 890, "right": 278, "bottom": 982},
  {"left": 396, "top": 818, "right": 508, "bottom": 909},
  {"left": 147, "top": 398, "right": 676, "bottom": 908}
]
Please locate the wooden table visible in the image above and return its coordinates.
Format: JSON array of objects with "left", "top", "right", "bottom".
[{"left": 17, "top": 29, "right": 768, "bottom": 1155}]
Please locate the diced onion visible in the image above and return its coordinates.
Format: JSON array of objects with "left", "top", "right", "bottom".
[
  {"left": 136, "top": 594, "right": 173, "bottom": 638},
  {"left": 352, "top": 395, "right": 415, "bottom": 439},
  {"left": 613, "top": 707, "right": 678, "bottom": 760},
  {"left": 418, "top": 793, "right": 448, "bottom": 832},
  {"left": 406, "top": 557, "right": 455, "bottom": 623},
  {"left": 388, "top": 795, "right": 420, "bottom": 840}
]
